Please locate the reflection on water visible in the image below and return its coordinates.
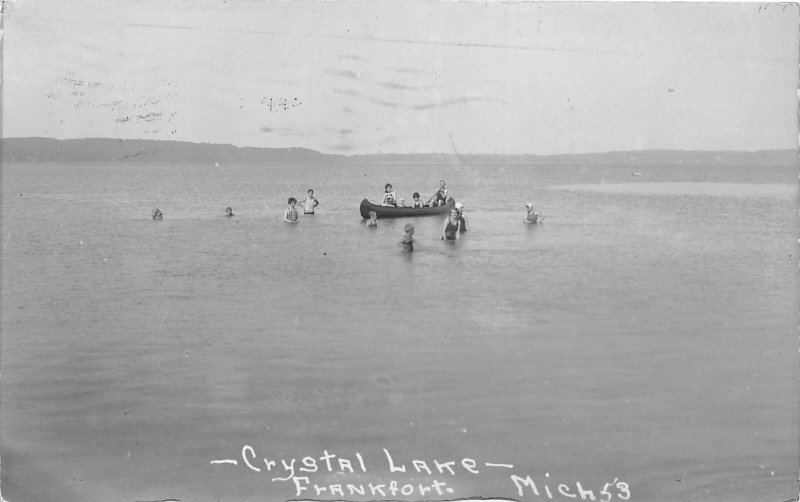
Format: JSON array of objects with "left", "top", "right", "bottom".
[{"left": 1, "top": 161, "right": 797, "bottom": 502}]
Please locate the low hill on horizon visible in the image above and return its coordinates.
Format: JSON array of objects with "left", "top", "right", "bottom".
[
  {"left": 2, "top": 137, "right": 336, "bottom": 164},
  {"left": 2, "top": 137, "right": 797, "bottom": 166}
]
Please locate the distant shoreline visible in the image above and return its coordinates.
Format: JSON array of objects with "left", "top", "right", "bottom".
[{"left": 2, "top": 137, "right": 797, "bottom": 166}]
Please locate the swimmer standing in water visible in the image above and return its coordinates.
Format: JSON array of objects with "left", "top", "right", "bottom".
[
  {"left": 300, "top": 189, "right": 320, "bottom": 215},
  {"left": 455, "top": 202, "right": 469, "bottom": 232},
  {"left": 366, "top": 210, "right": 378, "bottom": 228},
  {"left": 284, "top": 198, "right": 300, "bottom": 223},
  {"left": 442, "top": 208, "right": 461, "bottom": 240},
  {"left": 524, "top": 202, "right": 544, "bottom": 223},
  {"left": 401, "top": 223, "right": 415, "bottom": 252}
]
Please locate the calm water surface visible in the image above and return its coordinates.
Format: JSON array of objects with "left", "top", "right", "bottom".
[{"left": 1, "top": 161, "right": 797, "bottom": 502}]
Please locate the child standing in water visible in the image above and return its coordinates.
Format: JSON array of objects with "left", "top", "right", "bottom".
[
  {"left": 284, "top": 198, "right": 299, "bottom": 223},
  {"left": 401, "top": 223, "right": 415, "bottom": 252},
  {"left": 366, "top": 211, "right": 378, "bottom": 228}
]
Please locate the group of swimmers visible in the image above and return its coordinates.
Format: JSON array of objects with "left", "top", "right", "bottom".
[
  {"left": 366, "top": 200, "right": 469, "bottom": 247},
  {"left": 149, "top": 189, "right": 320, "bottom": 223},
  {"left": 284, "top": 189, "right": 320, "bottom": 223},
  {"left": 152, "top": 206, "right": 235, "bottom": 219},
  {"left": 370, "top": 199, "right": 542, "bottom": 251},
  {"left": 150, "top": 183, "right": 542, "bottom": 251},
  {"left": 382, "top": 179, "right": 450, "bottom": 208}
]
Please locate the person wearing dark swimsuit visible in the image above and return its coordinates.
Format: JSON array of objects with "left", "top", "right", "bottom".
[
  {"left": 401, "top": 223, "right": 415, "bottom": 252},
  {"left": 442, "top": 208, "right": 461, "bottom": 240},
  {"left": 455, "top": 202, "right": 468, "bottom": 232}
]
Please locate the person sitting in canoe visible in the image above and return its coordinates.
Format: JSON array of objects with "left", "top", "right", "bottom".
[
  {"left": 427, "top": 179, "right": 449, "bottom": 207},
  {"left": 411, "top": 192, "right": 424, "bottom": 208},
  {"left": 382, "top": 183, "right": 397, "bottom": 207},
  {"left": 151, "top": 208, "right": 163, "bottom": 220},
  {"left": 442, "top": 208, "right": 461, "bottom": 240},
  {"left": 455, "top": 202, "right": 469, "bottom": 232}
]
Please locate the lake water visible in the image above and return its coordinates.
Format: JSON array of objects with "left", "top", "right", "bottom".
[{"left": 1, "top": 160, "right": 797, "bottom": 502}]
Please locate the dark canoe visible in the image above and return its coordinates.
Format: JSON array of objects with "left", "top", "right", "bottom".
[{"left": 360, "top": 198, "right": 455, "bottom": 219}]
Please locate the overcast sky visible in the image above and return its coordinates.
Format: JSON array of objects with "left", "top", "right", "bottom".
[{"left": 3, "top": 0, "right": 798, "bottom": 155}]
